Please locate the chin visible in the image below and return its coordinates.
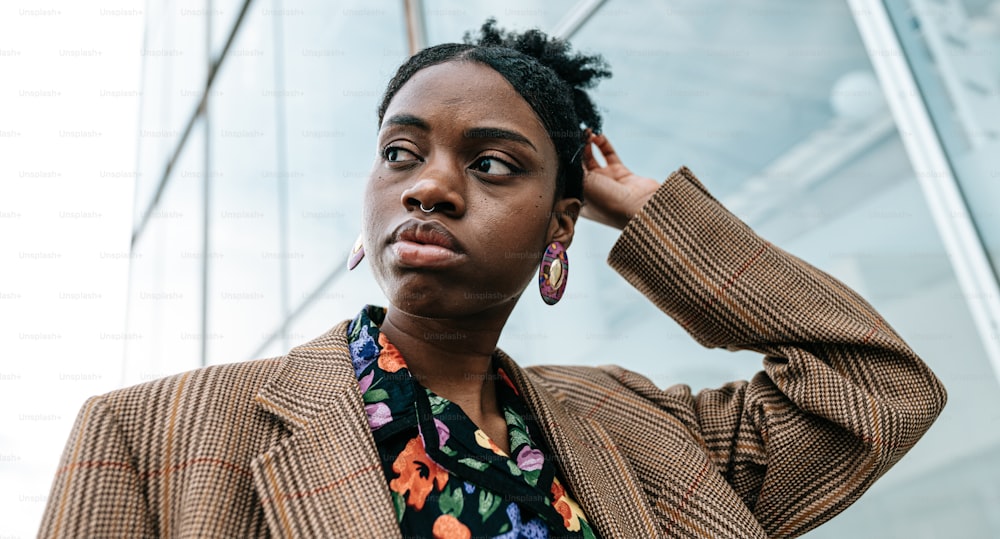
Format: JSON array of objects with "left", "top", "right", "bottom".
[
  {"left": 374, "top": 261, "right": 532, "bottom": 319},
  {"left": 385, "top": 285, "right": 522, "bottom": 320}
]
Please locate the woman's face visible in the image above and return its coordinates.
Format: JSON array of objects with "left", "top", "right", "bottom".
[{"left": 363, "top": 60, "right": 578, "bottom": 319}]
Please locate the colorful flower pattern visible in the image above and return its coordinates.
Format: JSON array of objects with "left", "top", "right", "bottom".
[{"left": 348, "top": 305, "right": 597, "bottom": 539}]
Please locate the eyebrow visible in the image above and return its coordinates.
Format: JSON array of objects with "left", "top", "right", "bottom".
[
  {"left": 463, "top": 127, "right": 536, "bottom": 151},
  {"left": 383, "top": 114, "right": 429, "bottom": 130},
  {"left": 384, "top": 114, "right": 538, "bottom": 151},
  {"left": 382, "top": 114, "right": 537, "bottom": 152}
]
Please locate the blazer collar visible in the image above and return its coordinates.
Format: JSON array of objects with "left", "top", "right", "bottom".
[
  {"left": 251, "top": 320, "right": 656, "bottom": 538},
  {"left": 495, "top": 350, "right": 659, "bottom": 538},
  {"left": 250, "top": 320, "right": 402, "bottom": 538}
]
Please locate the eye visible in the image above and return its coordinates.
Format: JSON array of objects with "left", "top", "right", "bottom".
[
  {"left": 382, "top": 146, "right": 420, "bottom": 164},
  {"left": 470, "top": 156, "right": 521, "bottom": 176}
]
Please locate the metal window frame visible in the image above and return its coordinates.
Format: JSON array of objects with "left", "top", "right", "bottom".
[
  {"left": 849, "top": 0, "right": 1000, "bottom": 386},
  {"left": 131, "top": 0, "right": 254, "bottom": 249},
  {"left": 552, "top": 0, "right": 607, "bottom": 40},
  {"left": 403, "top": 0, "right": 427, "bottom": 55}
]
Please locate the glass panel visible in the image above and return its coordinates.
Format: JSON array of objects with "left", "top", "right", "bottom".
[
  {"left": 279, "top": 0, "right": 406, "bottom": 316},
  {"left": 826, "top": 443, "right": 1000, "bottom": 538},
  {"left": 502, "top": 1, "right": 891, "bottom": 381},
  {"left": 123, "top": 122, "right": 205, "bottom": 384},
  {"left": 283, "top": 266, "right": 391, "bottom": 351},
  {"left": 206, "top": 3, "right": 283, "bottom": 364},
  {"left": 211, "top": 0, "right": 247, "bottom": 57},
  {"left": 549, "top": 1, "right": 1000, "bottom": 537},
  {"left": 134, "top": 1, "right": 170, "bottom": 221},
  {"left": 884, "top": 1, "right": 1000, "bottom": 284},
  {"left": 423, "top": 0, "right": 580, "bottom": 41},
  {"left": 133, "top": 0, "right": 208, "bottom": 221}
]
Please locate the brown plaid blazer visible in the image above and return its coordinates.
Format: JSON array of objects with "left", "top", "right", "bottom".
[{"left": 39, "top": 167, "right": 945, "bottom": 538}]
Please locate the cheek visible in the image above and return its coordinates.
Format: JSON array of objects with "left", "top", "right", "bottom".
[
  {"left": 480, "top": 201, "right": 550, "bottom": 265},
  {"left": 360, "top": 175, "right": 394, "bottom": 264},
  {"left": 362, "top": 174, "right": 389, "bottom": 218}
]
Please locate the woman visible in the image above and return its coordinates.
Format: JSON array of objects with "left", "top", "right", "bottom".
[{"left": 40, "top": 21, "right": 945, "bottom": 538}]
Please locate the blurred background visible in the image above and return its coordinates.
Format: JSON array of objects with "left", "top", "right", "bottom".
[{"left": 2, "top": 0, "right": 999, "bottom": 537}]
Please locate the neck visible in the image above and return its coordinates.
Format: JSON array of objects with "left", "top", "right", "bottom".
[{"left": 378, "top": 304, "right": 513, "bottom": 422}]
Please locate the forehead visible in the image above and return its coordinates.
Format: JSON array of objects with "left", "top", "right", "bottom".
[{"left": 381, "top": 61, "right": 548, "bottom": 138}]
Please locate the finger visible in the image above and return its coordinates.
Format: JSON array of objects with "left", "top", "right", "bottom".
[
  {"left": 580, "top": 173, "right": 626, "bottom": 229},
  {"left": 594, "top": 134, "right": 622, "bottom": 166},
  {"left": 578, "top": 204, "right": 601, "bottom": 224},
  {"left": 582, "top": 139, "right": 601, "bottom": 171}
]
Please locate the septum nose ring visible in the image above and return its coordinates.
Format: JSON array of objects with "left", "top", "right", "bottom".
[{"left": 419, "top": 203, "right": 436, "bottom": 213}]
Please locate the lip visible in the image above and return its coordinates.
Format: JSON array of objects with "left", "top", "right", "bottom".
[{"left": 388, "top": 219, "right": 467, "bottom": 268}]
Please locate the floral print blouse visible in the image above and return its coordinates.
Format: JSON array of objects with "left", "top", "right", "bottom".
[{"left": 348, "top": 305, "right": 597, "bottom": 539}]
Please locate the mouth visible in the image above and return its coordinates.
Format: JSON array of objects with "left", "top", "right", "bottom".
[{"left": 389, "top": 219, "right": 467, "bottom": 269}]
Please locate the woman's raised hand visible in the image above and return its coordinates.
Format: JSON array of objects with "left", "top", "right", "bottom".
[{"left": 580, "top": 133, "right": 661, "bottom": 230}]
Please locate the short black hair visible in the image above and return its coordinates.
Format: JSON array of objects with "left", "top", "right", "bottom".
[{"left": 377, "top": 19, "right": 611, "bottom": 202}]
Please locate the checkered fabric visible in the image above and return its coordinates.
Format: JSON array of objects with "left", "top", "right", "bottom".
[{"left": 39, "top": 167, "right": 945, "bottom": 538}]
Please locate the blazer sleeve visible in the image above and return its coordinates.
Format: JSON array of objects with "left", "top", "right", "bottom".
[
  {"left": 38, "top": 395, "right": 155, "bottom": 538},
  {"left": 605, "top": 166, "right": 947, "bottom": 537}
]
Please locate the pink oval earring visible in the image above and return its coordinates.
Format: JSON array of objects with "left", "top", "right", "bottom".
[
  {"left": 347, "top": 233, "right": 365, "bottom": 271},
  {"left": 538, "top": 241, "right": 568, "bottom": 305}
]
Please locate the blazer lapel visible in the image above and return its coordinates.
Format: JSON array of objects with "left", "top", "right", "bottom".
[
  {"left": 496, "top": 351, "right": 660, "bottom": 539},
  {"left": 250, "top": 320, "right": 402, "bottom": 539},
  {"left": 249, "top": 319, "right": 657, "bottom": 538}
]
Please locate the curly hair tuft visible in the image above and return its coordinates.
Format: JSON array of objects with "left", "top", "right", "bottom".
[{"left": 377, "top": 18, "right": 612, "bottom": 201}]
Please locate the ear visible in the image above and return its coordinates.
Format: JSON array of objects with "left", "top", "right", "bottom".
[{"left": 547, "top": 197, "right": 581, "bottom": 248}]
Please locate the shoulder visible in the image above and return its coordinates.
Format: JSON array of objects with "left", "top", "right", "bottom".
[
  {"left": 88, "top": 357, "right": 286, "bottom": 442},
  {"left": 522, "top": 362, "right": 738, "bottom": 427},
  {"left": 522, "top": 363, "right": 698, "bottom": 410},
  {"left": 522, "top": 363, "right": 618, "bottom": 389},
  {"left": 103, "top": 357, "right": 282, "bottom": 408},
  {"left": 524, "top": 363, "right": 695, "bottom": 397}
]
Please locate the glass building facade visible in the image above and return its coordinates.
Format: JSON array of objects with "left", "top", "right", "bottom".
[{"left": 127, "top": 0, "right": 1000, "bottom": 536}]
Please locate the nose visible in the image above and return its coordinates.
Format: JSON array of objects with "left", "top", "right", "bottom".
[{"left": 400, "top": 155, "right": 466, "bottom": 217}]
